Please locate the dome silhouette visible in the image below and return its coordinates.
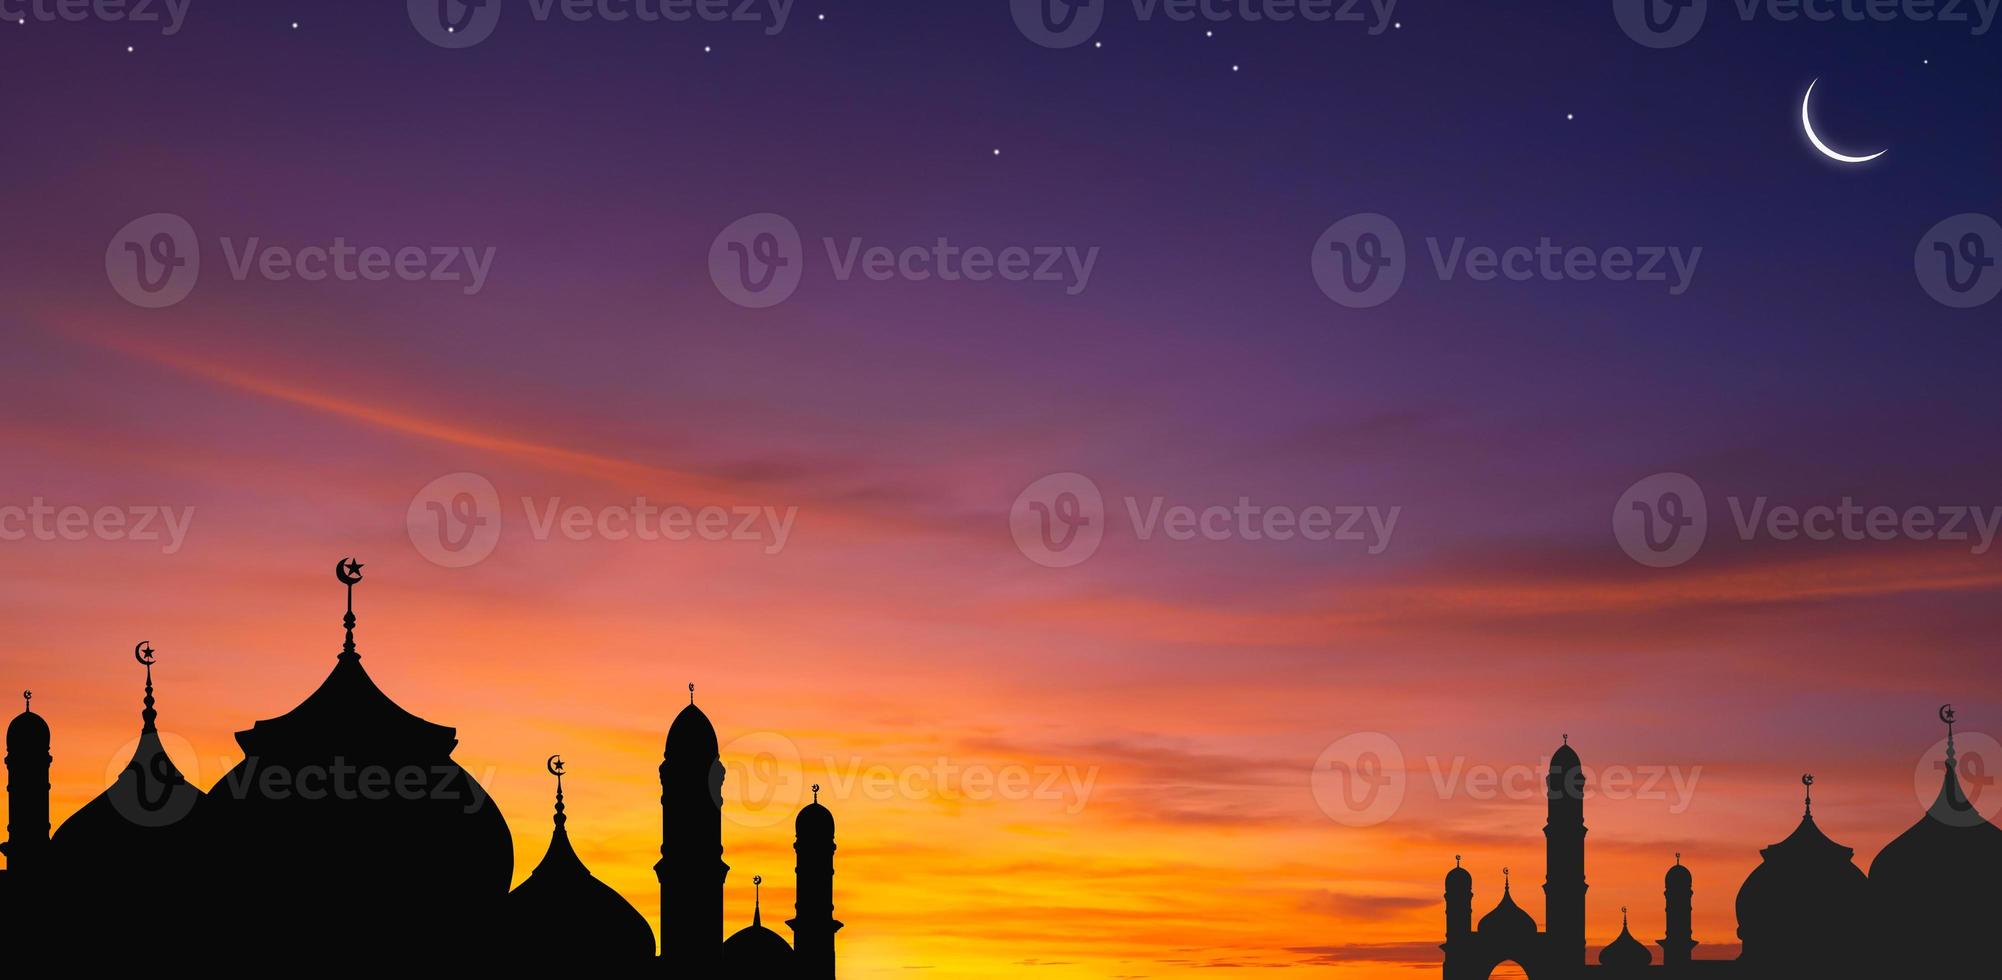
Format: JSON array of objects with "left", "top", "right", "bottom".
[
  {"left": 1599, "top": 910, "right": 1652, "bottom": 969},
  {"left": 1734, "top": 778, "right": 1867, "bottom": 972},
  {"left": 1867, "top": 709, "right": 2002, "bottom": 976},
  {"left": 506, "top": 761, "right": 654, "bottom": 965},
  {"left": 1478, "top": 876, "right": 1537, "bottom": 939},
  {"left": 193, "top": 566, "right": 511, "bottom": 963},
  {"left": 667, "top": 695, "right": 720, "bottom": 763},
  {"left": 6, "top": 704, "right": 48, "bottom": 748},
  {"left": 722, "top": 875, "right": 793, "bottom": 973}
]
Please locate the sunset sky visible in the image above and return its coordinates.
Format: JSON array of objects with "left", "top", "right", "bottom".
[{"left": 4, "top": 3, "right": 2001, "bottom": 977}]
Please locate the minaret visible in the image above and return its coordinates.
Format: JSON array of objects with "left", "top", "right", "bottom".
[
  {"left": 1443, "top": 855, "right": 1472, "bottom": 943},
  {"left": 788, "top": 783, "right": 842, "bottom": 979},
  {"left": 1659, "top": 853, "right": 1696, "bottom": 968},
  {"left": 2, "top": 690, "right": 51, "bottom": 876},
  {"left": 659, "top": 683, "right": 726, "bottom": 975},
  {"left": 1543, "top": 734, "right": 1588, "bottom": 967}
]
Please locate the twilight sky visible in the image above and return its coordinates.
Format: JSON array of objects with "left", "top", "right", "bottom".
[{"left": 3, "top": 2, "right": 2001, "bottom": 976}]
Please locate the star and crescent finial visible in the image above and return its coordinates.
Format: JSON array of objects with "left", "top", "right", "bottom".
[
  {"left": 689, "top": 682, "right": 696, "bottom": 705},
  {"left": 134, "top": 641, "right": 159, "bottom": 732},
  {"left": 547, "top": 754, "right": 567, "bottom": 824},
  {"left": 21, "top": 690, "right": 29, "bottom": 712},
  {"left": 1941, "top": 703, "right": 1959, "bottom": 770},
  {"left": 1802, "top": 773, "right": 1815, "bottom": 815},
  {"left": 336, "top": 558, "right": 364, "bottom": 661}
]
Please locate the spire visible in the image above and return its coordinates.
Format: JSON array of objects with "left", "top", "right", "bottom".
[
  {"left": 1455, "top": 854, "right": 1462, "bottom": 868},
  {"left": 1502, "top": 866, "right": 1510, "bottom": 893},
  {"left": 1941, "top": 703, "right": 1958, "bottom": 773},
  {"left": 752, "top": 874, "right": 763, "bottom": 927},
  {"left": 135, "top": 641, "right": 158, "bottom": 733},
  {"left": 1802, "top": 774, "right": 1814, "bottom": 817},
  {"left": 689, "top": 682, "right": 695, "bottom": 705},
  {"left": 336, "top": 557, "right": 364, "bottom": 662},
  {"left": 1622, "top": 905, "right": 1630, "bottom": 927},
  {"left": 813, "top": 783, "right": 820, "bottom": 804},
  {"left": 549, "top": 755, "right": 567, "bottom": 830},
  {"left": 21, "top": 689, "right": 28, "bottom": 713}
]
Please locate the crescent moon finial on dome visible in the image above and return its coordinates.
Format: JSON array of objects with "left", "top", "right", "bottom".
[
  {"left": 547, "top": 754, "right": 565, "bottom": 777},
  {"left": 134, "top": 640, "right": 155, "bottom": 666},
  {"left": 336, "top": 557, "right": 364, "bottom": 585},
  {"left": 1940, "top": 703, "right": 1956, "bottom": 726},
  {"left": 20, "top": 690, "right": 29, "bottom": 711}
]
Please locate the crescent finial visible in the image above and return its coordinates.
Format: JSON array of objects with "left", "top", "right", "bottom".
[
  {"left": 134, "top": 640, "right": 155, "bottom": 666},
  {"left": 547, "top": 754, "right": 565, "bottom": 777},
  {"left": 21, "top": 690, "right": 29, "bottom": 711},
  {"left": 1940, "top": 703, "right": 1957, "bottom": 726},
  {"left": 336, "top": 557, "right": 364, "bottom": 585}
]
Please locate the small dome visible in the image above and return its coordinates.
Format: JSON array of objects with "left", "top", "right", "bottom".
[
  {"left": 7, "top": 706, "right": 49, "bottom": 748},
  {"left": 1665, "top": 859, "right": 1692, "bottom": 888},
  {"left": 1445, "top": 864, "right": 1472, "bottom": 891},
  {"left": 507, "top": 828, "right": 654, "bottom": 963},
  {"left": 666, "top": 699, "right": 719, "bottom": 762},
  {"left": 1478, "top": 882, "right": 1537, "bottom": 939},
  {"left": 797, "top": 796, "right": 835, "bottom": 838},
  {"left": 722, "top": 921, "right": 794, "bottom": 971},
  {"left": 1551, "top": 736, "right": 1580, "bottom": 770},
  {"left": 1600, "top": 915, "right": 1654, "bottom": 968},
  {"left": 1734, "top": 809, "right": 1868, "bottom": 965}
]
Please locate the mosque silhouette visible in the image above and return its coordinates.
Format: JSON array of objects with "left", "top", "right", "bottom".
[
  {"left": 0, "top": 560, "right": 840, "bottom": 974},
  {"left": 1439, "top": 724, "right": 1999, "bottom": 978}
]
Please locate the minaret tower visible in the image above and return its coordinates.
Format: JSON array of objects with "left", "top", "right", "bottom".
[
  {"left": 789, "top": 783, "right": 843, "bottom": 978},
  {"left": 1443, "top": 855, "right": 1473, "bottom": 943},
  {"left": 1660, "top": 853, "right": 1696, "bottom": 967},
  {"left": 1543, "top": 734, "right": 1588, "bottom": 967},
  {"left": 3, "top": 690, "right": 51, "bottom": 875},
  {"left": 659, "top": 683, "right": 726, "bottom": 975}
]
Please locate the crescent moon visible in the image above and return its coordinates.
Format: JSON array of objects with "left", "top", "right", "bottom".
[
  {"left": 1801, "top": 78, "right": 1886, "bottom": 164},
  {"left": 335, "top": 557, "right": 363, "bottom": 585},
  {"left": 547, "top": 754, "right": 565, "bottom": 776},
  {"left": 1940, "top": 704, "right": 1956, "bottom": 725},
  {"left": 134, "top": 641, "right": 155, "bottom": 666}
]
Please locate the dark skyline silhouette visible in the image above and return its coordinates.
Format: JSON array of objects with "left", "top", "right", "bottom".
[
  {"left": 0, "top": 561, "right": 842, "bottom": 974},
  {"left": 1440, "top": 713, "right": 1993, "bottom": 978}
]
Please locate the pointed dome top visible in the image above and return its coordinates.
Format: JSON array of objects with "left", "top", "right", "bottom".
[
  {"left": 1478, "top": 869, "right": 1537, "bottom": 938},
  {"left": 1734, "top": 775, "right": 1869, "bottom": 953},
  {"left": 722, "top": 875, "right": 795, "bottom": 970},
  {"left": 665, "top": 684, "right": 718, "bottom": 762},
  {"left": 50, "top": 646, "right": 202, "bottom": 861},
  {"left": 505, "top": 757, "right": 654, "bottom": 961},
  {"left": 7, "top": 690, "right": 47, "bottom": 748},
  {"left": 1599, "top": 908, "right": 1654, "bottom": 968},
  {"left": 234, "top": 562, "right": 456, "bottom": 759},
  {"left": 1867, "top": 704, "right": 2002, "bottom": 964}
]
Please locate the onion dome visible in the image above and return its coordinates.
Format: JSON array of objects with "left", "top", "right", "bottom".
[
  {"left": 505, "top": 758, "right": 655, "bottom": 964},
  {"left": 666, "top": 684, "right": 720, "bottom": 764},
  {"left": 6, "top": 691, "right": 48, "bottom": 750},
  {"left": 797, "top": 783, "right": 835, "bottom": 838},
  {"left": 1733, "top": 775, "right": 1868, "bottom": 969},
  {"left": 193, "top": 560, "right": 512, "bottom": 964},
  {"left": 50, "top": 644, "right": 203, "bottom": 877},
  {"left": 722, "top": 874, "right": 796, "bottom": 972},
  {"left": 1599, "top": 907, "right": 1653, "bottom": 969},
  {"left": 1477, "top": 869, "right": 1537, "bottom": 939},
  {"left": 1867, "top": 706, "right": 2002, "bottom": 976}
]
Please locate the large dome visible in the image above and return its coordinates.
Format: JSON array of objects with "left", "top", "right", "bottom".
[
  {"left": 1734, "top": 790, "right": 1867, "bottom": 971},
  {"left": 193, "top": 572, "right": 511, "bottom": 965},
  {"left": 1477, "top": 879, "right": 1537, "bottom": 939},
  {"left": 1867, "top": 718, "right": 2002, "bottom": 976}
]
